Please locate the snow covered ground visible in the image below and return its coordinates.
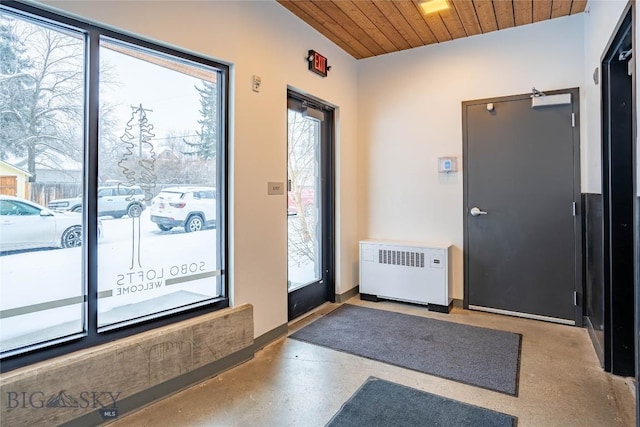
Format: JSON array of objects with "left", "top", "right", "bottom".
[
  {"left": 1, "top": 211, "right": 315, "bottom": 352},
  {"left": 0, "top": 210, "right": 220, "bottom": 352}
]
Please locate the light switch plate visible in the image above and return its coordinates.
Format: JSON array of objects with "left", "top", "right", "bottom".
[{"left": 252, "top": 75, "right": 261, "bottom": 92}]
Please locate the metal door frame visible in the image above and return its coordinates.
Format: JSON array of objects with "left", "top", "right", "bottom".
[
  {"left": 601, "top": 2, "right": 636, "bottom": 377},
  {"left": 286, "top": 89, "right": 335, "bottom": 320},
  {"left": 462, "top": 89, "right": 583, "bottom": 326}
]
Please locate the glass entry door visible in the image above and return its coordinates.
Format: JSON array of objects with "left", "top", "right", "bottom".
[{"left": 287, "top": 92, "right": 333, "bottom": 320}]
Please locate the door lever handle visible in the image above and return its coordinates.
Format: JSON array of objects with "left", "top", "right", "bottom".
[{"left": 470, "top": 207, "right": 488, "bottom": 216}]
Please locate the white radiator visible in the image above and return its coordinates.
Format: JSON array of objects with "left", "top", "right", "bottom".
[{"left": 359, "top": 240, "right": 452, "bottom": 312}]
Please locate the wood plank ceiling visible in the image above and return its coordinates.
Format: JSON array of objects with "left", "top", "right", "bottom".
[{"left": 277, "top": 0, "right": 588, "bottom": 59}]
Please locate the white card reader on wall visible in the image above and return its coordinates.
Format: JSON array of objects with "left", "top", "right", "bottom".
[{"left": 438, "top": 157, "right": 458, "bottom": 173}]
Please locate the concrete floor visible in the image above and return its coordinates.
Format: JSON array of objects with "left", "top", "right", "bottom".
[{"left": 109, "top": 297, "right": 636, "bottom": 426}]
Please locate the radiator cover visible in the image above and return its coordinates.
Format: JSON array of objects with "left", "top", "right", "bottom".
[{"left": 359, "top": 240, "right": 452, "bottom": 310}]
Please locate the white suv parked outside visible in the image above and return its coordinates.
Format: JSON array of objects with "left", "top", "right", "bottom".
[
  {"left": 150, "top": 186, "right": 216, "bottom": 232},
  {"left": 48, "top": 185, "right": 146, "bottom": 218}
]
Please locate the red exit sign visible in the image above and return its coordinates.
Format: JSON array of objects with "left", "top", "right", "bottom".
[{"left": 308, "top": 50, "right": 329, "bottom": 77}]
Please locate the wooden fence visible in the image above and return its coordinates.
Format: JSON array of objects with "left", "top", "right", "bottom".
[{"left": 30, "top": 182, "right": 83, "bottom": 207}]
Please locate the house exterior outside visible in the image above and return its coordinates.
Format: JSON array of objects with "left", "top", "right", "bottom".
[{"left": 0, "top": 160, "right": 32, "bottom": 199}]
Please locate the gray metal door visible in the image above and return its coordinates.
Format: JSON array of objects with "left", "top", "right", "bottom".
[{"left": 464, "top": 90, "right": 580, "bottom": 324}]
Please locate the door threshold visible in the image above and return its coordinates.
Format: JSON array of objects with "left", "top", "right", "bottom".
[
  {"left": 287, "top": 301, "right": 335, "bottom": 326},
  {"left": 468, "top": 305, "right": 575, "bottom": 326}
]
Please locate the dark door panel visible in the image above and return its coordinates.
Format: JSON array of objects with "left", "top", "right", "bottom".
[
  {"left": 464, "top": 90, "right": 580, "bottom": 323},
  {"left": 287, "top": 92, "right": 334, "bottom": 320}
]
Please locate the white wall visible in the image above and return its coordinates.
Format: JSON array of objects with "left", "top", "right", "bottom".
[
  {"left": 357, "top": 15, "right": 585, "bottom": 300},
  {"left": 39, "top": 0, "right": 360, "bottom": 337},
  {"left": 582, "top": 0, "right": 630, "bottom": 193}
]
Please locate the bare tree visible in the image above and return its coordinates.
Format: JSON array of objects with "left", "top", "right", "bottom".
[
  {"left": 288, "top": 110, "right": 319, "bottom": 265},
  {"left": 0, "top": 17, "right": 85, "bottom": 181},
  {"left": 142, "top": 129, "right": 214, "bottom": 189},
  {"left": 98, "top": 102, "right": 127, "bottom": 183}
]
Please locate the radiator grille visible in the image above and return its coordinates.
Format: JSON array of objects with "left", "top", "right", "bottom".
[{"left": 378, "top": 249, "right": 424, "bottom": 267}]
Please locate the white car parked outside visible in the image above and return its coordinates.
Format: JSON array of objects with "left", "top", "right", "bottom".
[
  {"left": 47, "top": 185, "right": 146, "bottom": 218},
  {"left": 0, "top": 195, "right": 89, "bottom": 252},
  {"left": 150, "top": 186, "right": 216, "bottom": 232}
]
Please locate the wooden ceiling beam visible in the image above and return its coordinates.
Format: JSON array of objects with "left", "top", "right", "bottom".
[
  {"left": 551, "top": 0, "right": 572, "bottom": 19},
  {"left": 421, "top": 13, "right": 454, "bottom": 43},
  {"left": 533, "top": 0, "right": 553, "bottom": 23},
  {"left": 451, "top": 0, "right": 483, "bottom": 36},
  {"left": 276, "top": 0, "right": 589, "bottom": 60},
  {"left": 513, "top": 0, "right": 533, "bottom": 26},
  {"left": 352, "top": 0, "right": 413, "bottom": 51},
  {"left": 375, "top": 1, "right": 426, "bottom": 48},
  {"left": 492, "top": 0, "right": 515, "bottom": 30},
  {"left": 278, "top": 1, "right": 363, "bottom": 58},
  {"left": 321, "top": 1, "right": 387, "bottom": 56},
  {"left": 473, "top": 0, "right": 498, "bottom": 33},
  {"left": 438, "top": 4, "right": 466, "bottom": 40},
  {"left": 394, "top": 1, "right": 440, "bottom": 45},
  {"left": 332, "top": 1, "right": 398, "bottom": 54},
  {"left": 290, "top": 1, "right": 375, "bottom": 58},
  {"left": 570, "top": 0, "right": 588, "bottom": 15}
]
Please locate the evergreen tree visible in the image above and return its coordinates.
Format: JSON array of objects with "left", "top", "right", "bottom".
[{"left": 183, "top": 80, "right": 217, "bottom": 160}]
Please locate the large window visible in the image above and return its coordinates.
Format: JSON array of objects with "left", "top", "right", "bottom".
[{"left": 0, "top": 3, "right": 228, "bottom": 370}]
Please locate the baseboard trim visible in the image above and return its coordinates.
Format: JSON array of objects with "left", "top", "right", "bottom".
[
  {"left": 336, "top": 286, "right": 359, "bottom": 303},
  {"left": 254, "top": 323, "right": 288, "bottom": 351},
  {"left": 62, "top": 323, "right": 290, "bottom": 426},
  {"left": 60, "top": 346, "right": 254, "bottom": 427}
]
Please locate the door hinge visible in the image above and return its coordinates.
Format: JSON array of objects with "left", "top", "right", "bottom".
[
  {"left": 572, "top": 202, "right": 576, "bottom": 216},
  {"left": 571, "top": 113, "right": 575, "bottom": 128},
  {"left": 574, "top": 291, "right": 579, "bottom": 306}
]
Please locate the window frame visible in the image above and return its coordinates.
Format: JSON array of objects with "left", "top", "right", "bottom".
[{"left": 1, "top": 1, "right": 230, "bottom": 372}]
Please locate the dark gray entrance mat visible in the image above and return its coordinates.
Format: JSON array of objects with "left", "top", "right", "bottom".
[
  {"left": 326, "top": 377, "right": 517, "bottom": 427},
  {"left": 290, "top": 304, "right": 521, "bottom": 395}
]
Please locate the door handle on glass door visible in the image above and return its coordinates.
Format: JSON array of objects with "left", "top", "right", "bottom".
[{"left": 470, "top": 207, "right": 488, "bottom": 216}]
